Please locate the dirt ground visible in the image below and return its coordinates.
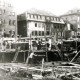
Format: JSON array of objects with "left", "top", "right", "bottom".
[{"left": 0, "top": 62, "right": 79, "bottom": 80}]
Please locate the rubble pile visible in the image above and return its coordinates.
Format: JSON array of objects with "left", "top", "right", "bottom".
[
  {"left": 0, "top": 62, "right": 80, "bottom": 80},
  {"left": 11, "top": 69, "right": 33, "bottom": 79}
]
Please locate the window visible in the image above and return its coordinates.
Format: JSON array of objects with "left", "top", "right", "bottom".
[
  {"left": 32, "top": 31, "right": 34, "bottom": 36},
  {"left": 35, "top": 31, "right": 37, "bottom": 36},
  {"left": 39, "top": 31, "right": 41, "bottom": 36},
  {"left": 46, "top": 16, "right": 50, "bottom": 21},
  {"left": 36, "top": 15, "right": 38, "bottom": 19},
  {"left": 42, "top": 31, "right": 44, "bottom": 36},
  {"left": 58, "top": 18, "right": 60, "bottom": 21},
  {"left": 31, "top": 15, "right": 33, "bottom": 18},
  {"left": 38, "top": 23, "right": 41, "bottom": 27},
  {"left": 56, "top": 18, "right": 58, "bottom": 21},
  {"left": 9, "top": 30, "right": 12, "bottom": 34},
  {"left": 49, "top": 17, "right": 51, "bottom": 20},
  {"left": 9, "top": 20, "right": 11, "bottom": 25},
  {"left": 3, "top": 10, "right": 5, "bottom": 14},
  {"left": 54, "top": 25, "right": 56, "bottom": 29},
  {"left": 13, "top": 20, "right": 16, "bottom": 25},
  {"left": 42, "top": 16, "right": 45, "bottom": 20},
  {"left": 51, "top": 17, "right": 53, "bottom": 21},
  {"left": 38, "top": 15, "right": 41, "bottom": 19},
  {"left": 27, "top": 14, "right": 31, "bottom": 18},
  {"left": 42, "top": 23, "right": 45, "bottom": 28},
  {"left": 60, "top": 26, "right": 62, "bottom": 29},
  {"left": 60, "top": 18, "right": 62, "bottom": 22},
  {"left": 46, "top": 31, "right": 49, "bottom": 35},
  {"left": 33, "top": 14, "right": 35, "bottom": 19},
  {"left": 34, "top": 15, "right": 37, "bottom": 19},
  {"left": 65, "top": 17, "right": 68, "bottom": 20},
  {"left": 0, "top": 20, "right": 2, "bottom": 24},
  {"left": 57, "top": 24, "right": 59, "bottom": 28},
  {"left": 46, "top": 16, "right": 50, "bottom": 20},
  {"left": 13, "top": 31, "right": 15, "bottom": 35},
  {"left": 53, "top": 17, "right": 55, "bottom": 21},
  {"left": 0, "top": 10, "right": 2, "bottom": 14},
  {"left": 35, "top": 23, "right": 37, "bottom": 27},
  {"left": 40, "top": 15, "right": 42, "bottom": 19}
]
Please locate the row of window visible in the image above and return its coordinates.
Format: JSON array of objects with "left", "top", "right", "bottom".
[
  {"left": 69, "top": 10, "right": 80, "bottom": 14},
  {"left": 9, "top": 20, "right": 16, "bottom": 25},
  {"left": 9, "top": 12, "right": 15, "bottom": 16},
  {"left": 54, "top": 24, "right": 64, "bottom": 29},
  {"left": 31, "top": 31, "right": 52, "bottom": 36},
  {"left": 0, "top": 19, "right": 16, "bottom": 25},
  {"left": 34, "top": 22, "right": 64, "bottom": 29},
  {"left": 32, "top": 31, "right": 44, "bottom": 36},
  {"left": 0, "top": 1, "right": 12, "bottom": 7},
  {"left": 27, "top": 13, "right": 62, "bottom": 22},
  {"left": 0, "top": 9, "right": 15, "bottom": 16},
  {"left": 0, "top": 9, "right": 6, "bottom": 14},
  {"left": 35, "top": 22, "right": 45, "bottom": 28},
  {"left": 63, "top": 15, "right": 78, "bottom": 21}
]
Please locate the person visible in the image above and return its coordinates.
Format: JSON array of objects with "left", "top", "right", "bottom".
[
  {"left": 37, "top": 39, "right": 41, "bottom": 50},
  {"left": 28, "top": 50, "right": 35, "bottom": 65},
  {"left": 78, "top": 45, "right": 80, "bottom": 51},
  {"left": 3, "top": 40, "right": 7, "bottom": 50}
]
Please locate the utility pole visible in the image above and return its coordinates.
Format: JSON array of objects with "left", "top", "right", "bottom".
[
  {"left": 44, "top": 25, "right": 48, "bottom": 62},
  {"left": 30, "top": 33, "right": 31, "bottom": 51},
  {"left": 45, "top": 18, "right": 51, "bottom": 62},
  {"left": 76, "top": 18, "right": 79, "bottom": 51}
]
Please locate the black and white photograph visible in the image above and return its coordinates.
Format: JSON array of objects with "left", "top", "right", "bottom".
[{"left": 0, "top": 0, "right": 80, "bottom": 80}]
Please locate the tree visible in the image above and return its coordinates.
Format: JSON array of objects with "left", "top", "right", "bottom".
[{"left": 71, "top": 24, "right": 77, "bottom": 31}]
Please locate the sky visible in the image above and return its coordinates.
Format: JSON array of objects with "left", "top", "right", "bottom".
[{"left": 6, "top": 0, "right": 80, "bottom": 16}]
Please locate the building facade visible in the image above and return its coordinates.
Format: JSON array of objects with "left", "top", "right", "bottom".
[
  {"left": 0, "top": 1, "right": 17, "bottom": 37},
  {"left": 18, "top": 9, "right": 65, "bottom": 41},
  {"left": 60, "top": 8, "right": 80, "bottom": 38}
]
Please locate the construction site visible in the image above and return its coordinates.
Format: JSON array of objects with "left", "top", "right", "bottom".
[
  {"left": 0, "top": 0, "right": 80, "bottom": 79},
  {"left": 0, "top": 37, "right": 79, "bottom": 80}
]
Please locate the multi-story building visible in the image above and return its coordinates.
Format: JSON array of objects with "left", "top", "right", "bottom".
[
  {"left": 0, "top": 1, "right": 17, "bottom": 37},
  {"left": 60, "top": 8, "right": 80, "bottom": 38},
  {"left": 17, "top": 9, "right": 65, "bottom": 41}
]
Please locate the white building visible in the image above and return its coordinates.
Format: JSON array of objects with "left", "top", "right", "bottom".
[{"left": 18, "top": 9, "right": 65, "bottom": 41}]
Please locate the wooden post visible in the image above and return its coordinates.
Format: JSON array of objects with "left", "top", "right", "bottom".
[
  {"left": 24, "top": 51, "right": 25, "bottom": 62},
  {"left": 42, "top": 58, "right": 44, "bottom": 71},
  {"left": 44, "top": 25, "right": 48, "bottom": 62},
  {"left": 2, "top": 52, "right": 5, "bottom": 62},
  {"left": 26, "top": 50, "right": 29, "bottom": 64},
  {"left": 76, "top": 32, "right": 77, "bottom": 51},
  {"left": 29, "top": 31, "right": 32, "bottom": 52}
]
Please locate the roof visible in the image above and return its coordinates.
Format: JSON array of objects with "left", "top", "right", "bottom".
[
  {"left": 25, "top": 8, "right": 57, "bottom": 17},
  {"left": 60, "top": 8, "right": 80, "bottom": 17}
]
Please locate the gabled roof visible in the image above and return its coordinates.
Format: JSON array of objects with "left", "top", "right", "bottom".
[
  {"left": 60, "top": 8, "right": 80, "bottom": 17},
  {"left": 25, "top": 8, "right": 57, "bottom": 17}
]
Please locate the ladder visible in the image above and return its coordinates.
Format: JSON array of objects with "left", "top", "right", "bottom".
[
  {"left": 12, "top": 47, "right": 20, "bottom": 62},
  {"left": 70, "top": 51, "right": 80, "bottom": 63},
  {"left": 26, "top": 55, "right": 29, "bottom": 64},
  {"left": 53, "top": 41, "right": 63, "bottom": 61}
]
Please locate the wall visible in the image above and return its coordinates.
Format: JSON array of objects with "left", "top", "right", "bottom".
[
  {"left": 27, "top": 21, "right": 45, "bottom": 37},
  {"left": 0, "top": 2, "right": 17, "bottom": 37},
  {"left": 18, "top": 20, "right": 27, "bottom": 37}
]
